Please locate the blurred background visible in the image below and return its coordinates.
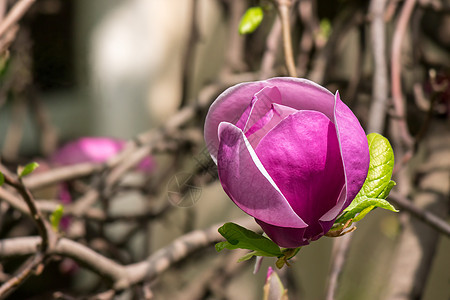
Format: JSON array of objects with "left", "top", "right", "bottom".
[{"left": 0, "top": 0, "right": 449, "bottom": 299}]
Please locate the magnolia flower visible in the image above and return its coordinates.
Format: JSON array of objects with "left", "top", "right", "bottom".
[{"left": 204, "top": 78, "right": 369, "bottom": 248}]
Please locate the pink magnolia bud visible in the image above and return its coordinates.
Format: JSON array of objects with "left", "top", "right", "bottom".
[{"left": 204, "top": 78, "right": 369, "bottom": 248}]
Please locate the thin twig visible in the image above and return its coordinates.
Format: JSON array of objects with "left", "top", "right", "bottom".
[
  {"left": 0, "top": 168, "right": 54, "bottom": 298},
  {"left": 0, "top": 0, "right": 34, "bottom": 37},
  {"left": 389, "top": 192, "right": 450, "bottom": 237},
  {"left": 275, "top": 0, "right": 297, "bottom": 77},
  {"left": 23, "top": 162, "right": 104, "bottom": 190},
  {"left": 0, "top": 0, "right": 6, "bottom": 24},
  {"left": 124, "top": 217, "right": 257, "bottom": 286},
  {"left": 307, "top": 6, "right": 362, "bottom": 84},
  {"left": 223, "top": 0, "right": 247, "bottom": 73},
  {"left": 179, "top": 0, "right": 199, "bottom": 108},
  {"left": 0, "top": 252, "right": 45, "bottom": 299},
  {"left": 390, "top": 0, "right": 416, "bottom": 147},
  {"left": 0, "top": 186, "right": 171, "bottom": 223},
  {"left": 368, "top": 0, "right": 389, "bottom": 133},
  {"left": 2, "top": 172, "right": 50, "bottom": 252},
  {"left": 260, "top": 17, "right": 282, "bottom": 79},
  {"left": 325, "top": 234, "right": 353, "bottom": 300},
  {"left": 296, "top": 0, "right": 319, "bottom": 77}
]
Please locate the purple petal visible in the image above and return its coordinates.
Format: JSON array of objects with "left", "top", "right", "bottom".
[
  {"left": 217, "top": 122, "right": 307, "bottom": 228},
  {"left": 242, "top": 86, "right": 282, "bottom": 132},
  {"left": 255, "top": 111, "right": 345, "bottom": 245},
  {"left": 205, "top": 78, "right": 369, "bottom": 206},
  {"left": 205, "top": 78, "right": 338, "bottom": 162},
  {"left": 264, "top": 78, "right": 335, "bottom": 117},
  {"left": 205, "top": 82, "right": 266, "bottom": 162},
  {"left": 264, "top": 79, "right": 369, "bottom": 207},
  {"left": 256, "top": 220, "right": 307, "bottom": 248},
  {"left": 333, "top": 92, "right": 369, "bottom": 206},
  {"left": 318, "top": 184, "right": 347, "bottom": 235},
  {"left": 245, "top": 103, "right": 297, "bottom": 147},
  {"left": 235, "top": 86, "right": 282, "bottom": 131},
  {"left": 234, "top": 95, "right": 256, "bottom": 131}
]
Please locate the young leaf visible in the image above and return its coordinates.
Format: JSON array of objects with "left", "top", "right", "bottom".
[
  {"left": 239, "top": 7, "right": 264, "bottom": 35},
  {"left": 216, "top": 222, "right": 282, "bottom": 257},
  {"left": 337, "top": 198, "right": 398, "bottom": 224},
  {"left": 357, "top": 133, "right": 395, "bottom": 200},
  {"left": 336, "top": 133, "right": 397, "bottom": 224},
  {"left": 0, "top": 172, "right": 4, "bottom": 186},
  {"left": 378, "top": 180, "right": 396, "bottom": 200},
  {"left": 318, "top": 18, "right": 332, "bottom": 39},
  {"left": 50, "top": 205, "right": 64, "bottom": 232},
  {"left": 19, "top": 162, "right": 40, "bottom": 178},
  {"left": 237, "top": 251, "right": 259, "bottom": 262}
]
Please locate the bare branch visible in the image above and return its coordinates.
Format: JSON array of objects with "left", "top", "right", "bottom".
[
  {"left": 1, "top": 171, "right": 50, "bottom": 252},
  {"left": 275, "top": 0, "right": 297, "bottom": 77},
  {"left": 0, "top": 0, "right": 35, "bottom": 38},
  {"left": 390, "top": 0, "right": 416, "bottom": 147},
  {"left": 0, "top": 167, "right": 54, "bottom": 298},
  {"left": 368, "top": 0, "right": 389, "bottom": 133},
  {"left": 179, "top": 0, "right": 200, "bottom": 108},
  {"left": 325, "top": 234, "right": 353, "bottom": 300},
  {"left": 0, "top": 252, "right": 45, "bottom": 299},
  {"left": 0, "top": 218, "right": 258, "bottom": 290},
  {"left": 23, "top": 162, "right": 104, "bottom": 190},
  {"left": 389, "top": 192, "right": 450, "bottom": 237},
  {"left": 296, "top": 0, "right": 319, "bottom": 77},
  {"left": 260, "top": 18, "right": 282, "bottom": 79}
]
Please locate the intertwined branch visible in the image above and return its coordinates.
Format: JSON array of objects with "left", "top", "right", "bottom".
[{"left": 0, "top": 0, "right": 449, "bottom": 299}]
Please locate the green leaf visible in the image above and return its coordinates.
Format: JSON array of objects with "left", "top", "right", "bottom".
[
  {"left": 239, "top": 7, "right": 264, "bottom": 35},
  {"left": 336, "top": 133, "right": 397, "bottom": 224},
  {"left": 19, "top": 162, "right": 40, "bottom": 178},
  {"left": 378, "top": 180, "right": 396, "bottom": 200},
  {"left": 357, "top": 133, "right": 395, "bottom": 200},
  {"left": 0, "top": 172, "right": 4, "bottom": 186},
  {"left": 50, "top": 205, "right": 64, "bottom": 232},
  {"left": 216, "top": 222, "right": 282, "bottom": 258},
  {"left": 319, "top": 18, "right": 332, "bottom": 39},
  {"left": 337, "top": 198, "right": 398, "bottom": 223},
  {"left": 237, "top": 251, "right": 258, "bottom": 262}
]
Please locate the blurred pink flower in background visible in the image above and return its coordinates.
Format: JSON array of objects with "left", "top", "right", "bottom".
[
  {"left": 49, "top": 137, "right": 154, "bottom": 228},
  {"left": 51, "top": 137, "right": 154, "bottom": 172}
]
